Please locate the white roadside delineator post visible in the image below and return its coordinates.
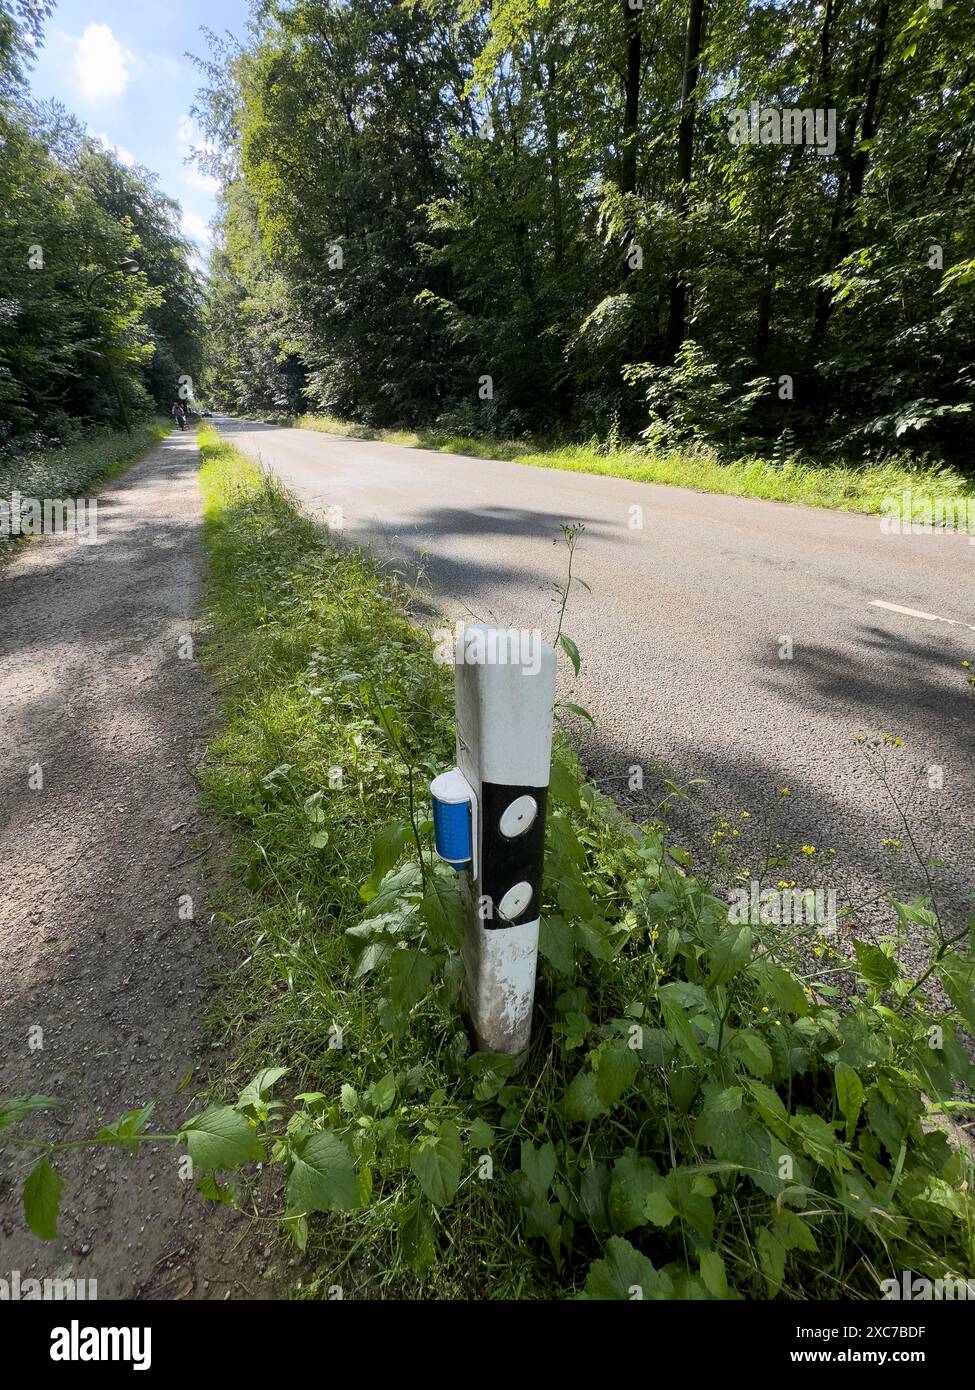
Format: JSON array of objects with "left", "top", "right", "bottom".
[{"left": 431, "top": 623, "right": 556, "bottom": 1054}]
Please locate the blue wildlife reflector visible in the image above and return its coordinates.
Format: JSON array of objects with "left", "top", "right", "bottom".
[{"left": 430, "top": 768, "right": 475, "bottom": 871}]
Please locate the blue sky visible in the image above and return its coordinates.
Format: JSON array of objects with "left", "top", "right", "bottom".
[{"left": 26, "top": 0, "right": 252, "bottom": 268}]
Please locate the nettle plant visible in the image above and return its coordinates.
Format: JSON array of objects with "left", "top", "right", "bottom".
[
  {"left": 3, "top": 740, "right": 972, "bottom": 1298},
  {"left": 340, "top": 749, "right": 975, "bottom": 1298}
]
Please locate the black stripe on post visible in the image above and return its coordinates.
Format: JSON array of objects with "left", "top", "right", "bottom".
[{"left": 479, "top": 781, "right": 549, "bottom": 929}]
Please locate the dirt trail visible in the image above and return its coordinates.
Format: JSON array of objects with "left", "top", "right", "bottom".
[{"left": 0, "top": 431, "right": 264, "bottom": 1299}]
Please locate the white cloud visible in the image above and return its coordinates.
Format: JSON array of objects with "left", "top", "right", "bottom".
[
  {"left": 181, "top": 210, "right": 212, "bottom": 246},
  {"left": 93, "top": 131, "right": 136, "bottom": 167},
  {"left": 188, "top": 167, "right": 220, "bottom": 194},
  {"left": 73, "top": 24, "right": 133, "bottom": 103}
]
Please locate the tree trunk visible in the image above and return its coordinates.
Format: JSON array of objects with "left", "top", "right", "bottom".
[
  {"left": 620, "top": 0, "right": 642, "bottom": 198},
  {"left": 666, "top": 0, "right": 706, "bottom": 354},
  {"left": 542, "top": 59, "right": 564, "bottom": 266},
  {"left": 811, "top": 0, "right": 890, "bottom": 352},
  {"left": 618, "top": 0, "right": 643, "bottom": 278}
]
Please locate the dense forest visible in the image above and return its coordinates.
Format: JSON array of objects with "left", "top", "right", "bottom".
[
  {"left": 193, "top": 0, "right": 975, "bottom": 464},
  {"left": 0, "top": 0, "right": 200, "bottom": 456},
  {"left": 2, "top": 1, "right": 973, "bottom": 468}
]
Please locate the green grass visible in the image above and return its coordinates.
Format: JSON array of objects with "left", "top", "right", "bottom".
[
  {"left": 296, "top": 413, "right": 975, "bottom": 517},
  {"left": 196, "top": 424, "right": 974, "bottom": 1302},
  {"left": 0, "top": 417, "right": 171, "bottom": 507}
]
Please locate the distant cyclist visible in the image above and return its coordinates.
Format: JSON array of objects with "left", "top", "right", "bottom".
[{"left": 171, "top": 400, "right": 187, "bottom": 431}]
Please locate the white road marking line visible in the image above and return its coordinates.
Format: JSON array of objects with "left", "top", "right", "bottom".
[{"left": 869, "top": 599, "right": 975, "bottom": 632}]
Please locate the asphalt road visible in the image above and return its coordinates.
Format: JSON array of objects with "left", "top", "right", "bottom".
[{"left": 216, "top": 417, "right": 974, "bottom": 941}]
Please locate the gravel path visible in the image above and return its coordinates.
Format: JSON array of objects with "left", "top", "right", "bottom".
[{"left": 0, "top": 431, "right": 263, "bottom": 1299}]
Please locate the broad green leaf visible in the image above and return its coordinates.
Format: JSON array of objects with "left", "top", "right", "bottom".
[
  {"left": 664, "top": 1167, "right": 716, "bottom": 1241},
  {"left": 937, "top": 955, "right": 975, "bottom": 1031},
  {"left": 757, "top": 1225, "right": 787, "bottom": 1296},
  {"left": 468, "top": 1118, "right": 494, "bottom": 1149},
  {"left": 547, "top": 814, "right": 585, "bottom": 868},
  {"left": 749, "top": 961, "right": 810, "bottom": 1017},
  {"left": 574, "top": 916, "right": 614, "bottom": 961},
  {"left": 708, "top": 923, "right": 752, "bottom": 987},
  {"left": 196, "top": 1172, "right": 235, "bottom": 1206},
  {"left": 23, "top": 1156, "right": 62, "bottom": 1240},
  {"left": 892, "top": 898, "right": 938, "bottom": 931},
  {"left": 699, "top": 1248, "right": 729, "bottom": 1299},
  {"left": 288, "top": 1214, "right": 309, "bottom": 1251},
  {"left": 237, "top": 1067, "right": 289, "bottom": 1112},
  {"left": 538, "top": 914, "right": 575, "bottom": 975},
  {"left": 358, "top": 860, "right": 421, "bottom": 911},
  {"left": 466, "top": 1050, "right": 518, "bottom": 1102},
  {"left": 593, "top": 1041, "right": 639, "bottom": 1108},
  {"left": 180, "top": 1105, "right": 263, "bottom": 1171},
  {"left": 419, "top": 879, "right": 465, "bottom": 947},
  {"left": 836, "top": 1012, "right": 889, "bottom": 1068},
  {"left": 557, "top": 874, "right": 595, "bottom": 920},
  {"left": 659, "top": 980, "right": 709, "bottom": 1011},
  {"left": 774, "top": 1209, "right": 818, "bottom": 1254},
  {"left": 0, "top": 1095, "right": 63, "bottom": 1129},
  {"left": 579, "top": 1162, "right": 612, "bottom": 1233},
  {"left": 637, "top": 1028, "right": 677, "bottom": 1067},
  {"left": 834, "top": 1062, "right": 864, "bottom": 1141},
  {"left": 95, "top": 1104, "right": 155, "bottom": 1152},
  {"left": 608, "top": 1149, "right": 662, "bottom": 1233},
  {"left": 852, "top": 939, "right": 899, "bottom": 990},
  {"left": 520, "top": 1139, "right": 557, "bottom": 1201},
  {"left": 792, "top": 1113, "right": 849, "bottom": 1174},
  {"left": 388, "top": 947, "right": 435, "bottom": 1010},
  {"left": 525, "top": 1195, "right": 563, "bottom": 1262},
  {"left": 744, "top": 1080, "right": 791, "bottom": 1141},
  {"left": 353, "top": 940, "right": 392, "bottom": 979},
  {"left": 582, "top": 1236, "right": 671, "bottom": 1300},
  {"left": 659, "top": 987, "right": 705, "bottom": 1066},
  {"left": 729, "top": 1029, "right": 772, "bottom": 1077},
  {"left": 368, "top": 1071, "right": 397, "bottom": 1114},
  {"left": 287, "top": 1129, "right": 360, "bottom": 1214},
  {"left": 410, "top": 1120, "right": 463, "bottom": 1206},
  {"left": 670, "top": 1067, "right": 699, "bottom": 1112},
  {"left": 367, "top": 817, "right": 408, "bottom": 872},
  {"left": 549, "top": 759, "right": 581, "bottom": 809},
  {"left": 562, "top": 1068, "right": 605, "bottom": 1123},
  {"left": 640, "top": 1181, "right": 679, "bottom": 1227}
]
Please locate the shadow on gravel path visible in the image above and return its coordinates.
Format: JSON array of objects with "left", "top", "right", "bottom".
[{"left": 0, "top": 430, "right": 275, "bottom": 1300}]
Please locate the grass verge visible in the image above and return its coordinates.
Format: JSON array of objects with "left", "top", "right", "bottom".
[
  {"left": 295, "top": 413, "right": 975, "bottom": 517},
  {"left": 0, "top": 417, "right": 171, "bottom": 509},
  {"left": 195, "top": 423, "right": 974, "bottom": 1301}
]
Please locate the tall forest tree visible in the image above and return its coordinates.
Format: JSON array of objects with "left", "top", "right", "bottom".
[{"left": 193, "top": 0, "right": 975, "bottom": 463}]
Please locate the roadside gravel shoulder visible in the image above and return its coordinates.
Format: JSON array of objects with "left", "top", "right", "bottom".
[{"left": 0, "top": 430, "right": 270, "bottom": 1299}]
